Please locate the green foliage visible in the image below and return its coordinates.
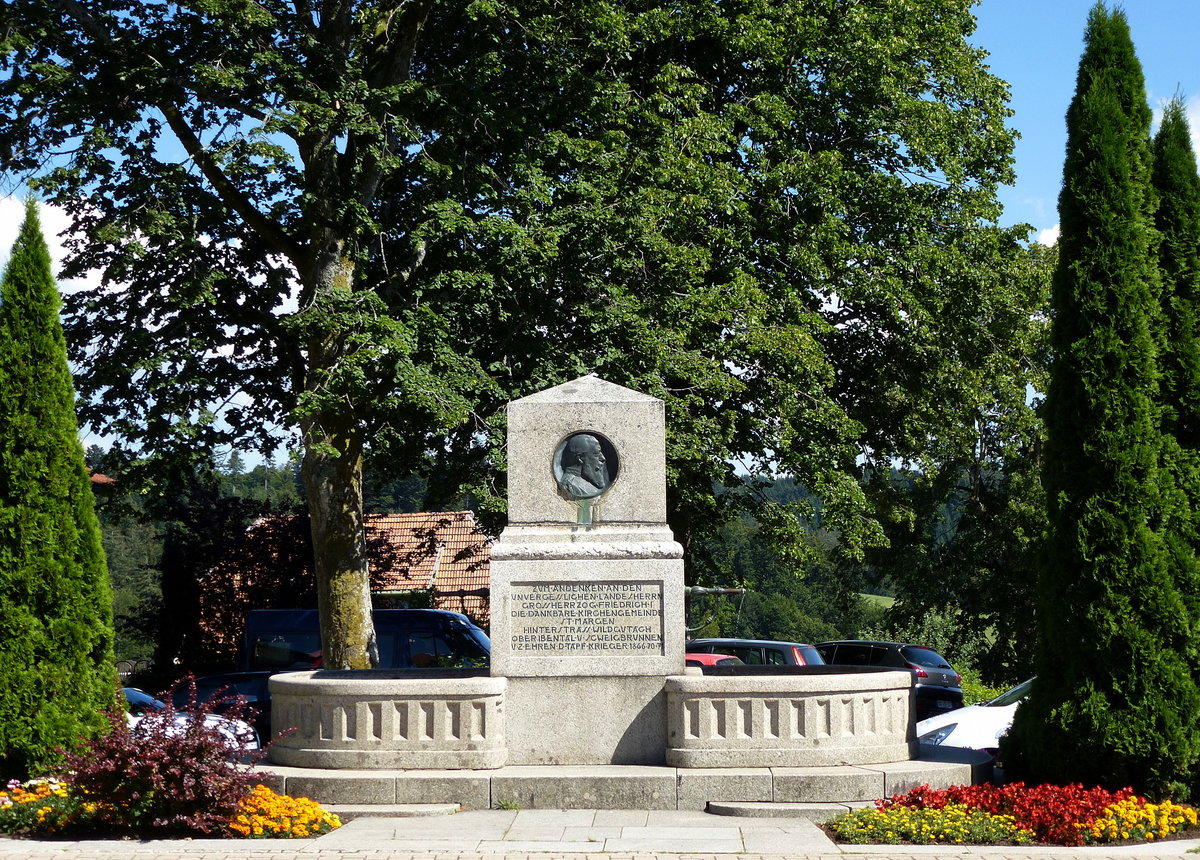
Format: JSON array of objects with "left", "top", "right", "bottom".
[
  {"left": 147, "top": 463, "right": 280, "bottom": 677},
  {"left": 84, "top": 450, "right": 426, "bottom": 676},
  {"left": 843, "top": 240, "right": 1052, "bottom": 686},
  {"left": 102, "top": 515, "right": 163, "bottom": 663},
  {"left": 959, "top": 668, "right": 1007, "bottom": 707},
  {"left": 1006, "top": 3, "right": 1200, "bottom": 796},
  {"left": 364, "top": 472, "right": 430, "bottom": 514},
  {"left": 1153, "top": 99, "right": 1200, "bottom": 449},
  {"left": 688, "top": 479, "right": 866, "bottom": 642},
  {"left": 2, "top": 0, "right": 1027, "bottom": 666},
  {"left": 219, "top": 453, "right": 303, "bottom": 506},
  {"left": 859, "top": 606, "right": 991, "bottom": 681},
  {"left": 1147, "top": 95, "right": 1200, "bottom": 796},
  {"left": 0, "top": 199, "right": 116, "bottom": 778},
  {"left": 1150, "top": 102, "right": 1200, "bottom": 799}
]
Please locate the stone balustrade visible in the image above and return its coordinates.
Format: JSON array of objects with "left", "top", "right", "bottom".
[
  {"left": 268, "top": 670, "right": 507, "bottom": 769},
  {"left": 266, "top": 668, "right": 918, "bottom": 771},
  {"left": 664, "top": 669, "right": 917, "bottom": 767}
]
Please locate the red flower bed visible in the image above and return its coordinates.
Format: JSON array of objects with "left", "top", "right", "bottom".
[{"left": 879, "top": 782, "right": 1137, "bottom": 845}]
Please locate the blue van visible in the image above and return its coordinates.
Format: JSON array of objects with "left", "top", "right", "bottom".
[
  {"left": 175, "top": 609, "right": 490, "bottom": 738},
  {"left": 241, "top": 608, "right": 490, "bottom": 670}
]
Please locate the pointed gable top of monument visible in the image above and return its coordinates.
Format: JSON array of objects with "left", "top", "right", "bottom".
[{"left": 515, "top": 374, "right": 658, "bottom": 405}]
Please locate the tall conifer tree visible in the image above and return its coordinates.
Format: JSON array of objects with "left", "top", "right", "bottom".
[
  {"left": 0, "top": 199, "right": 116, "bottom": 777},
  {"left": 1154, "top": 100, "right": 1200, "bottom": 449},
  {"left": 1151, "top": 99, "right": 1200, "bottom": 795},
  {"left": 1005, "top": 4, "right": 1200, "bottom": 793}
]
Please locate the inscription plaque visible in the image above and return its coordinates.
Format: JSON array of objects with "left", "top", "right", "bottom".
[{"left": 508, "top": 581, "right": 664, "bottom": 655}]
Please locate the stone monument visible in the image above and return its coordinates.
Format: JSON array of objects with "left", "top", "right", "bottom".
[
  {"left": 489, "top": 375, "right": 686, "bottom": 764},
  {"left": 267, "top": 375, "right": 936, "bottom": 796}
]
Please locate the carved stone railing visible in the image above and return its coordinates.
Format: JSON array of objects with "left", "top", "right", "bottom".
[
  {"left": 268, "top": 670, "right": 507, "bottom": 769},
  {"left": 664, "top": 668, "right": 916, "bottom": 767}
]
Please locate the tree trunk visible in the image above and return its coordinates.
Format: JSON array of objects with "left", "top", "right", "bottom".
[
  {"left": 299, "top": 251, "right": 378, "bottom": 670},
  {"left": 301, "top": 405, "right": 376, "bottom": 669}
]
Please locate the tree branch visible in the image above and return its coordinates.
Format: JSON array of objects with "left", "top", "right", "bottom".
[
  {"left": 352, "top": 1, "right": 431, "bottom": 206},
  {"left": 51, "top": 0, "right": 304, "bottom": 270},
  {"left": 159, "top": 102, "right": 304, "bottom": 268}
]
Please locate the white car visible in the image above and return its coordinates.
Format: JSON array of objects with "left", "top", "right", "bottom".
[
  {"left": 124, "top": 687, "right": 260, "bottom": 750},
  {"left": 915, "top": 677, "right": 1032, "bottom": 760}
]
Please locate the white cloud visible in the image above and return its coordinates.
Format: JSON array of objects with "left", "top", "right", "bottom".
[
  {"left": 1037, "top": 224, "right": 1060, "bottom": 246},
  {"left": 0, "top": 195, "right": 99, "bottom": 290},
  {"left": 0, "top": 195, "right": 26, "bottom": 271}
]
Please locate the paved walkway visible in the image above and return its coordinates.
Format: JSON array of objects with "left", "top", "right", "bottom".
[{"left": 2, "top": 809, "right": 1200, "bottom": 859}]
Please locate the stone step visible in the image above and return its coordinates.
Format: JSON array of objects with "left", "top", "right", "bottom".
[
  {"left": 707, "top": 800, "right": 870, "bottom": 821},
  {"left": 257, "top": 748, "right": 992, "bottom": 813},
  {"left": 326, "top": 802, "right": 461, "bottom": 820}
]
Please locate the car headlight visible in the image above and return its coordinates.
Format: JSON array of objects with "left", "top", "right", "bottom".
[{"left": 918, "top": 724, "right": 957, "bottom": 745}]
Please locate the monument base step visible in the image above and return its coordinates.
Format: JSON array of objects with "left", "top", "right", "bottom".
[
  {"left": 706, "top": 800, "right": 871, "bottom": 820},
  {"left": 256, "top": 748, "right": 991, "bottom": 819},
  {"left": 326, "top": 802, "right": 461, "bottom": 820}
]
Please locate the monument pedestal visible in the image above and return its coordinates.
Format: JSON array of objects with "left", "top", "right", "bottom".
[
  {"left": 490, "top": 545, "right": 684, "bottom": 764},
  {"left": 489, "top": 376, "right": 685, "bottom": 764},
  {"left": 503, "top": 676, "right": 669, "bottom": 764}
]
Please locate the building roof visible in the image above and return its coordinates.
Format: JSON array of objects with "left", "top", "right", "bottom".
[{"left": 366, "top": 511, "right": 491, "bottom": 621}]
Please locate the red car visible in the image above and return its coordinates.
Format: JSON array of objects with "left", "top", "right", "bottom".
[
  {"left": 686, "top": 638, "right": 825, "bottom": 666},
  {"left": 685, "top": 652, "right": 744, "bottom": 667}
]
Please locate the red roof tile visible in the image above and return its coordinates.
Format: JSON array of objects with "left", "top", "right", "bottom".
[{"left": 366, "top": 512, "right": 491, "bottom": 621}]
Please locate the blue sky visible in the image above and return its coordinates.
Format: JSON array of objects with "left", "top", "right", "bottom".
[{"left": 972, "top": 0, "right": 1200, "bottom": 243}]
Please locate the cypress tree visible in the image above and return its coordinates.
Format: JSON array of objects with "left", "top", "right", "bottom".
[
  {"left": 1153, "top": 100, "right": 1200, "bottom": 449},
  {"left": 1005, "top": 4, "right": 1200, "bottom": 794},
  {"left": 1151, "top": 98, "right": 1200, "bottom": 797},
  {"left": 0, "top": 199, "right": 116, "bottom": 777}
]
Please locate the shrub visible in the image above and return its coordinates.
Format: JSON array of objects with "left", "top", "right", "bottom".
[
  {"left": 0, "top": 200, "right": 116, "bottom": 778},
  {"left": 959, "top": 667, "right": 1006, "bottom": 706},
  {"left": 58, "top": 704, "right": 259, "bottom": 836},
  {"left": 1015, "top": 2, "right": 1200, "bottom": 796},
  {"left": 0, "top": 681, "right": 337, "bottom": 840},
  {"left": 15, "top": 679, "right": 267, "bottom": 837}
]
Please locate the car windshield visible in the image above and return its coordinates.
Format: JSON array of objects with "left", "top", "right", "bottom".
[
  {"left": 124, "top": 688, "right": 165, "bottom": 712},
  {"left": 899, "top": 646, "right": 952, "bottom": 669},
  {"left": 986, "top": 677, "right": 1034, "bottom": 707}
]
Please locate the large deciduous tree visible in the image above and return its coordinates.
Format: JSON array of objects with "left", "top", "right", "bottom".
[
  {"left": 1005, "top": 3, "right": 1200, "bottom": 794},
  {"left": 0, "top": 199, "right": 116, "bottom": 777},
  {"left": 0, "top": 0, "right": 1030, "bottom": 667},
  {"left": 846, "top": 240, "right": 1052, "bottom": 685}
]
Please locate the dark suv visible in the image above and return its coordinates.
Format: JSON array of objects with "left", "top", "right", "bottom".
[
  {"left": 686, "top": 638, "right": 824, "bottom": 666},
  {"left": 814, "top": 640, "right": 963, "bottom": 719},
  {"left": 241, "top": 608, "right": 490, "bottom": 671},
  {"left": 177, "top": 609, "right": 491, "bottom": 739}
]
